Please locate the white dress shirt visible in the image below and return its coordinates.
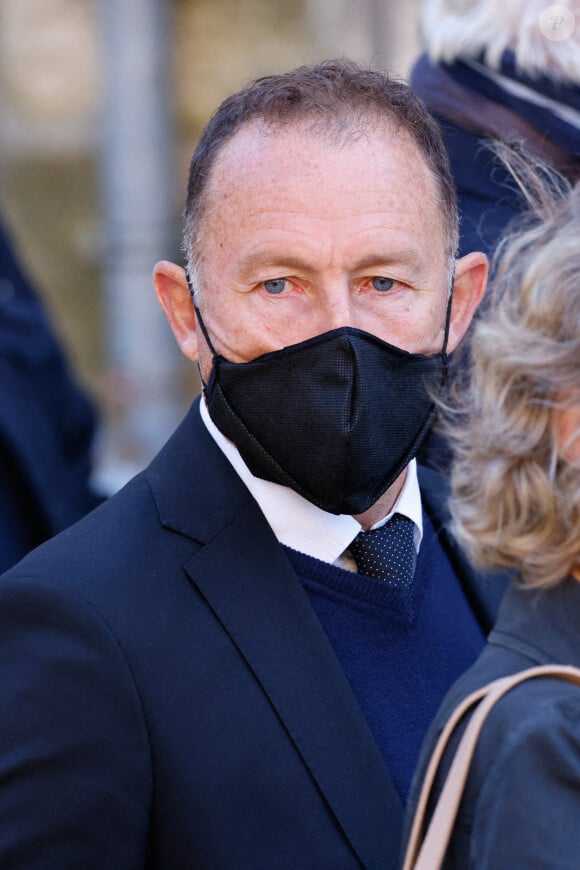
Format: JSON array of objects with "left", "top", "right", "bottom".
[{"left": 199, "top": 399, "right": 423, "bottom": 570}]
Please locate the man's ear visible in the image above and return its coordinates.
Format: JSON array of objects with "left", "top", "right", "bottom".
[
  {"left": 447, "top": 252, "right": 488, "bottom": 352},
  {"left": 154, "top": 261, "right": 199, "bottom": 362}
]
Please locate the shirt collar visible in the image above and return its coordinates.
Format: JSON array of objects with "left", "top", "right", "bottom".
[{"left": 199, "top": 398, "right": 423, "bottom": 563}]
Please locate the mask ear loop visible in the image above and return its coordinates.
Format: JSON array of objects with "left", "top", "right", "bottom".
[
  {"left": 441, "top": 266, "right": 455, "bottom": 384},
  {"left": 185, "top": 269, "right": 219, "bottom": 358},
  {"left": 185, "top": 269, "right": 219, "bottom": 395}
]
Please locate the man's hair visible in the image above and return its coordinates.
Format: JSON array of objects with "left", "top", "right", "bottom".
[
  {"left": 444, "top": 145, "right": 580, "bottom": 588},
  {"left": 183, "top": 59, "right": 459, "bottom": 286},
  {"left": 420, "top": 0, "right": 580, "bottom": 83}
]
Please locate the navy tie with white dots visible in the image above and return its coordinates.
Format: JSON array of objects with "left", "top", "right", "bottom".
[{"left": 349, "top": 512, "right": 417, "bottom": 585}]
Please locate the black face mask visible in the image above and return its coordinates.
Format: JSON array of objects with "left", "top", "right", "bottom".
[{"left": 189, "top": 277, "right": 450, "bottom": 515}]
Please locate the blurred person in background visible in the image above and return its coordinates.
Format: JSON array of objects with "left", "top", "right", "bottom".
[
  {"left": 404, "top": 153, "right": 580, "bottom": 869},
  {"left": 411, "top": 0, "right": 580, "bottom": 471},
  {"left": 0, "top": 215, "right": 101, "bottom": 572},
  {"left": 0, "top": 61, "right": 506, "bottom": 869},
  {"left": 411, "top": 0, "right": 580, "bottom": 259}
]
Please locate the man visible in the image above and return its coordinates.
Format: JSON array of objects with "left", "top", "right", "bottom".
[{"left": 0, "top": 61, "right": 504, "bottom": 869}]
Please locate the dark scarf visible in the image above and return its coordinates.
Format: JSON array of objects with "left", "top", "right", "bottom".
[{"left": 411, "top": 52, "right": 580, "bottom": 178}]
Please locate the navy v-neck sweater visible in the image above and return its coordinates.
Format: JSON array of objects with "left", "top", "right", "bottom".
[{"left": 284, "top": 510, "right": 484, "bottom": 802}]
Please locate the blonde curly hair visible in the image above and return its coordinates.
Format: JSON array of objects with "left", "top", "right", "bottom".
[{"left": 446, "top": 147, "right": 580, "bottom": 587}]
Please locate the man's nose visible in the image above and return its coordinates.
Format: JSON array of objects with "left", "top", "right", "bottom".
[{"left": 323, "top": 290, "right": 355, "bottom": 330}]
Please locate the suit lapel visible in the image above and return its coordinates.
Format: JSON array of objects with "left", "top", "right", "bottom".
[
  {"left": 185, "top": 500, "right": 403, "bottom": 869},
  {"left": 149, "top": 402, "right": 404, "bottom": 866}
]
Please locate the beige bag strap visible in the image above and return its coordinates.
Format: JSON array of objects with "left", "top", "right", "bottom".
[{"left": 402, "top": 664, "right": 580, "bottom": 870}]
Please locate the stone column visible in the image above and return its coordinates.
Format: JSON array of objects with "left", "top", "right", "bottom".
[{"left": 99, "top": 0, "right": 183, "bottom": 489}]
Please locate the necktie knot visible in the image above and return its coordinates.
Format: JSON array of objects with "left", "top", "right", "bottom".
[{"left": 349, "top": 513, "right": 416, "bottom": 585}]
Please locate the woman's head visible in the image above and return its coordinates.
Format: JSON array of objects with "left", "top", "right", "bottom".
[{"left": 447, "top": 147, "right": 580, "bottom": 587}]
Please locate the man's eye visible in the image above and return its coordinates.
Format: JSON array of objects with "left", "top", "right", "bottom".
[
  {"left": 263, "top": 278, "right": 287, "bottom": 294},
  {"left": 371, "top": 276, "right": 395, "bottom": 292}
]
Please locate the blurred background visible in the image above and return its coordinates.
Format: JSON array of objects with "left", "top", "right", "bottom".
[{"left": 0, "top": 0, "right": 421, "bottom": 492}]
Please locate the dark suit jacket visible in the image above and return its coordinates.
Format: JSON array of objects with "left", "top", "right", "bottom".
[
  {"left": 404, "top": 577, "right": 580, "bottom": 869},
  {"left": 0, "top": 400, "right": 505, "bottom": 869}
]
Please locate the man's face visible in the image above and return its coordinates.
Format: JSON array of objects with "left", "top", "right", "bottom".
[{"left": 157, "top": 119, "right": 486, "bottom": 380}]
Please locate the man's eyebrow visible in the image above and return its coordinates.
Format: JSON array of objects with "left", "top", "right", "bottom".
[
  {"left": 237, "top": 247, "right": 426, "bottom": 278},
  {"left": 352, "top": 250, "right": 424, "bottom": 275},
  {"left": 237, "top": 250, "right": 312, "bottom": 277}
]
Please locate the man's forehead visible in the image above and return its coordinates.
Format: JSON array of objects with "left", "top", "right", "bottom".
[
  {"left": 192, "top": 116, "right": 451, "bottom": 272},
  {"left": 205, "top": 116, "right": 433, "bottom": 200}
]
